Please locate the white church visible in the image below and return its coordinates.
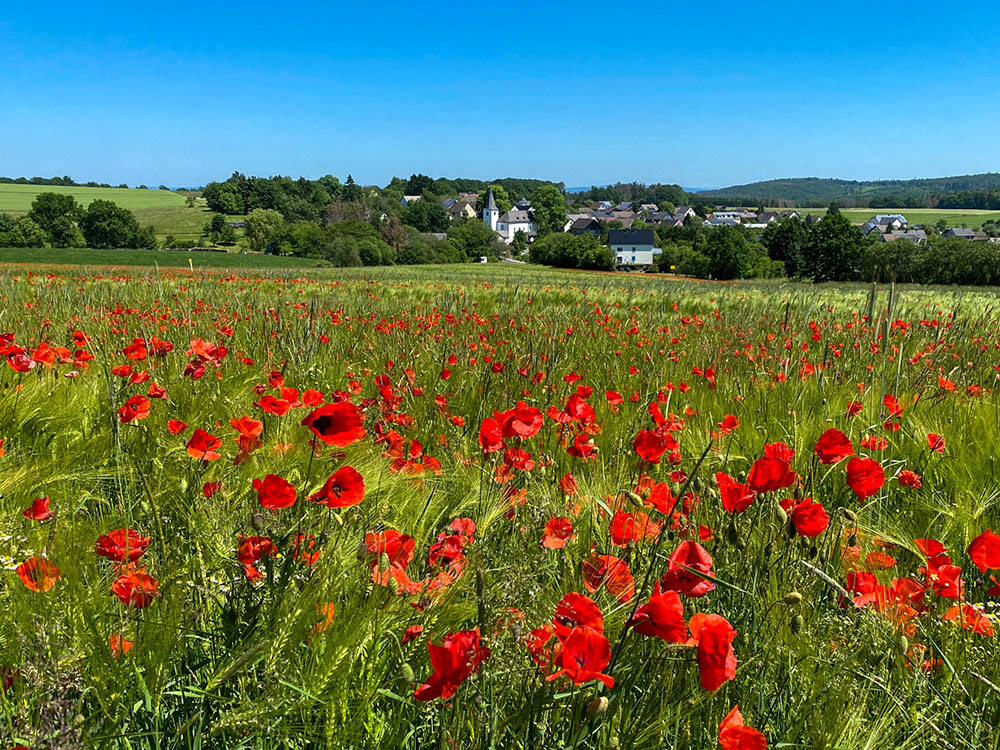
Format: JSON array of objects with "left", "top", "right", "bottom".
[{"left": 482, "top": 188, "right": 537, "bottom": 244}]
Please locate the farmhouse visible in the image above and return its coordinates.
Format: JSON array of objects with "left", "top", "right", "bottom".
[
  {"left": 943, "top": 227, "right": 989, "bottom": 241},
  {"left": 880, "top": 230, "right": 927, "bottom": 244},
  {"left": 609, "top": 228, "right": 657, "bottom": 266},
  {"left": 566, "top": 217, "right": 602, "bottom": 236},
  {"left": 862, "top": 214, "right": 906, "bottom": 234}
]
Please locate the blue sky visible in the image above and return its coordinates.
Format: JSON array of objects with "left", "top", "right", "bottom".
[{"left": 2, "top": 1, "right": 999, "bottom": 189}]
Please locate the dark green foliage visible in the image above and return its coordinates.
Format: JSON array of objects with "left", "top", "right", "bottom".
[
  {"left": 703, "top": 225, "right": 766, "bottom": 280},
  {"left": 446, "top": 218, "right": 502, "bottom": 261},
  {"left": 797, "top": 212, "right": 872, "bottom": 282},
  {"left": 529, "top": 233, "right": 615, "bottom": 270},
  {"left": 396, "top": 229, "right": 464, "bottom": 265},
  {"left": 27, "top": 193, "right": 83, "bottom": 247},
  {"left": 403, "top": 198, "right": 449, "bottom": 233},
  {"left": 529, "top": 184, "right": 568, "bottom": 236},
  {"left": 79, "top": 199, "right": 154, "bottom": 249}
]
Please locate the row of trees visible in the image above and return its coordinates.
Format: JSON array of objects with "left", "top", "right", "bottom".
[{"left": 0, "top": 194, "right": 155, "bottom": 249}]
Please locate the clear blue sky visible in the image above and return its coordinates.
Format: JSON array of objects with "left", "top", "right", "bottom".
[{"left": 2, "top": 1, "right": 999, "bottom": 190}]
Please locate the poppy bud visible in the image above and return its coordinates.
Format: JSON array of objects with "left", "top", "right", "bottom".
[
  {"left": 179, "top": 478, "right": 188, "bottom": 493},
  {"left": 378, "top": 553, "right": 391, "bottom": 573},
  {"left": 843, "top": 509, "right": 858, "bottom": 523},
  {"left": 790, "top": 614, "right": 804, "bottom": 634},
  {"left": 821, "top": 398, "right": 827, "bottom": 406},
  {"left": 783, "top": 591, "right": 802, "bottom": 606},
  {"left": 355, "top": 542, "right": 367, "bottom": 561},
  {"left": 670, "top": 482, "right": 681, "bottom": 497},
  {"left": 624, "top": 491, "right": 643, "bottom": 507},
  {"left": 387, "top": 576, "right": 399, "bottom": 596},
  {"left": 609, "top": 736, "right": 620, "bottom": 750},
  {"left": 897, "top": 635, "right": 909, "bottom": 655},
  {"left": 775, "top": 504, "right": 788, "bottom": 525},
  {"left": 586, "top": 696, "right": 609, "bottom": 719},
  {"left": 847, "top": 533, "right": 858, "bottom": 547},
  {"left": 808, "top": 544, "right": 818, "bottom": 559},
  {"left": 793, "top": 485, "right": 804, "bottom": 500},
  {"left": 763, "top": 541, "right": 774, "bottom": 559},
  {"left": 251, "top": 513, "right": 266, "bottom": 531},
  {"left": 399, "top": 663, "right": 415, "bottom": 684}
]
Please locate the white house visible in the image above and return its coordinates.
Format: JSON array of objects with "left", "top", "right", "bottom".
[
  {"left": 401, "top": 195, "right": 423, "bottom": 207},
  {"left": 609, "top": 228, "right": 656, "bottom": 266},
  {"left": 482, "top": 188, "right": 537, "bottom": 244}
]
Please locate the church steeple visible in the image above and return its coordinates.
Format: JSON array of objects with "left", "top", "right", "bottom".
[{"left": 483, "top": 187, "right": 499, "bottom": 231}]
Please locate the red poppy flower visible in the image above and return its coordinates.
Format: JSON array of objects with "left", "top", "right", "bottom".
[
  {"left": 109, "top": 633, "right": 134, "bottom": 658},
  {"left": 22, "top": 496, "right": 52, "bottom": 521},
  {"left": 582, "top": 554, "right": 635, "bottom": 602},
  {"left": 968, "top": 529, "right": 1000, "bottom": 573},
  {"left": 633, "top": 429, "right": 677, "bottom": 463},
  {"left": 897, "top": 470, "right": 921, "bottom": 488},
  {"left": 542, "top": 517, "right": 575, "bottom": 549},
  {"left": 202, "top": 481, "right": 221, "bottom": 498},
  {"left": 167, "top": 419, "right": 187, "bottom": 434},
  {"left": 414, "top": 629, "right": 490, "bottom": 701},
  {"left": 717, "top": 472, "right": 754, "bottom": 513},
  {"left": 16, "top": 556, "right": 61, "bottom": 592},
  {"left": 927, "top": 433, "right": 946, "bottom": 454},
  {"left": 914, "top": 538, "right": 946, "bottom": 558},
  {"left": 237, "top": 535, "right": 277, "bottom": 580},
  {"left": 566, "top": 432, "right": 596, "bottom": 460},
  {"left": 496, "top": 401, "right": 544, "bottom": 438},
  {"left": 402, "top": 625, "right": 424, "bottom": 644},
  {"left": 717, "top": 414, "right": 739, "bottom": 434},
  {"left": 478, "top": 417, "right": 505, "bottom": 453},
  {"left": 308, "top": 466, "right": 365, "bottom": 508},
  {"left": 559, "top": 473, "right": 578, "bottom": 496},
  {"left": 747, "top": 456, "right": 796, "bottom": 494},
  {"left": 609, "top": 509, "right": 661, "bottom": 546},
  {"left": 629, "top": 581, "right": 687, "bottom": 643},
  {"left": 814, "top": 428, "right": 854, "bottom": 465},
  {"left": 118, "top": 395, "right": 151, "bottom": 424},
  {"left": 301, "top": 402, "right": 366, "bottom": 447},
  {"left": 111, "top": 572, "right": 160, "bottom": 608},
  {"left": 553, "top": 592, "right": 604, "bottom": 638},
  {"left": 689, "top": 613, "right": 737, "bottom": 691},
  {"left": 719, "top": 705, "right": 767, "bottom": 750},
  {"left": 186, "top": 429, "right": 222, "bottom": 461},
  {"left": 253, "top": 474, "right": 297, "bottom": 512},
  {"left": 545, "top": 626, "right": 614, "bottom": 688},
  {"left": 258, "top": 395, "right": 291, "bottom": 417},
  {"left": 845, "top": 457, "right": 884, "bottom": 501},
  {"left": 845, "top": 401, "right": 863, "bottom": 418},
  {"left": 661, "top": 541, "right": 716, "bottom": 598},
  {"left": 883, "top": 394, "right": 904, "bottom": 417},
  {"left": 788, "top": 497, "right": 829, "bottom": 537},
  {"left": 94, "top": 529, "right": 151, "bottom": 562},
  {"left": 943, "top": 604, "right": 994, "bottom": 637}
]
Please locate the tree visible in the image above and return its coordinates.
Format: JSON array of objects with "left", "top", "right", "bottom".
[
  {"left": 28, "top": 192, "right": 83, "bottom": 247},
  {"left": 446, "top": 217, "right": 500, "bottom": 260},
  {"left": 405, "top": 173, "right": 435, "bottom": 196},
  {"left": 799, "top": 212, "right": 871, "bottom": 282},
  {"left": 530, "top": 184, "right": 567, "bottom": 236},
  {"left": 761, "top": 217, "right": 807, "bottom": 277},
  {"left": 403, "top": 199, "right": 449, "bottom": 233},
  {"left": 475, "top": 185, "right": 512, "bottom": 215},
  {"left": 245, "top": 209, "right": 285, "bottom": 253},
  {"left": 79, "top": 200, "right": 146, "bottom": 249},
  {"left": 529, "top": 234, "right": 614, "bottom": 271},
  {"left": 511, "top": 230, "right": 529, "bottom": 256},
  {"left": 380, "top": 214, "right": 408, "bottom": 252},
  {"left": 342, "top": 175, "right": 363, "bottom": 204},
  {"left": 4, "top": 217, "right": 48, "bottom": 248},
  {"left": 703, "top": 226, "right": 764, "bottom": 280}
]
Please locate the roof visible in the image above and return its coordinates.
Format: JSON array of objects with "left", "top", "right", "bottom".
[
  {"left": 945, "top": 227, "right": 975, "bottom": 237},
  {"left": 403, "top": 195, "right": 422, "bottom": 202},
  {"left": 500, "top": 209, "right": 534, "bottom": 224},
  {"left": 614, "top": 202, "right": 633, "bottom": 212},
  {"left": 485, "top": 188, "right": 498, "bottom": 212},
  {"left": 569, "top": 217, "right": 600, "bottom": 231},
  {"left": 881, "top": 230, "right": 927, "bottom": 243},
  {"left": 608, "top": 228, "right": 655, "bottom": 246}
]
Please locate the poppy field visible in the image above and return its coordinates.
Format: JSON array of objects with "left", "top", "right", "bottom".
[{"left": 2, "top": 264, "right": 1000, "bottom": 749}]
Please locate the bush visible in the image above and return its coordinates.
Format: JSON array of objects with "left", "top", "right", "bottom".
[{"left": 529, "top": 234, "right": 615, "bottom": 271}]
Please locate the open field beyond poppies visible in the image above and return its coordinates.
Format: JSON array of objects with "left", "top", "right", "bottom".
[{"left": 2, "top": 263, "right": 1000, "bottom": 749}]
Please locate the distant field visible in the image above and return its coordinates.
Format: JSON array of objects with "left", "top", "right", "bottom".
[
  {"left": 0, "top": 247, "right": 320, "bottom": 269},
  {"left": 799, "top": 207, "right": 1000, "bottom": 228},
  {"left": 0, "top": 184, "right": 217, "bottom": 240}
]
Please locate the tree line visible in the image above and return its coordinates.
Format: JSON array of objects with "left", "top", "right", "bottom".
[{"left": 0, "top": 194, "right": 155, "bottom": 250}]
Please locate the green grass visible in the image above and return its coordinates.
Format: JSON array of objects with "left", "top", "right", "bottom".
[
  {"left": 0, "top": 184, "right": 219, "bottom": 241},
  {"left": 0, "top": 246, "right": 321, "bottom": 268},
  {"left": 1, "top": 263, "right": 999, "bottom": 748}
]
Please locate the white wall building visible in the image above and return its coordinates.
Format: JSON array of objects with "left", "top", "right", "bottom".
[
  {"left": 609, "top": 228, "right": 657, "bottom": 266},
  {"left": 482, "top": 188, "right": 537, "bottom": 244}
]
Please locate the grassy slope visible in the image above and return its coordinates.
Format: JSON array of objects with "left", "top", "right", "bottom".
[
  {"left": 789, "top": 207, "right": 1000, "bottom": 229},
  {"left": 0, "top": 247, "right": 320, "bottom": 269},
  {"left": 0, "top": 184, "right": 218, "bottom": 240}
]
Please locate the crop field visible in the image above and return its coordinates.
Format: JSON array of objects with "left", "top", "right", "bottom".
[
  {"left": 1, "top": 263, "right": 1000, "bottom": 749},
  {"left": 0, "top": 247, "right": 321, "bottom": 269},
  {"left": 802, "top": 207, "right": 1000, "bottom": 229},
  {"left": 0, "top": 185, "right": 214, "bottom": 241}
]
